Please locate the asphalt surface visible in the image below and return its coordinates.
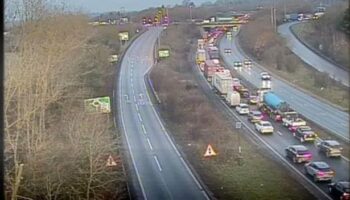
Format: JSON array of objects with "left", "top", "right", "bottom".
[
  {"left": 218, "top": 35, "right": 349, "bottom": 142},
  {"left": 116, "top": 27, "right": 208, "bottom": 200},
  {"left": 194, "top": 45, "right": 349, "bottom": 200},
  {"left": 278, "top": 22, "right": 349, "bottom": 87}
]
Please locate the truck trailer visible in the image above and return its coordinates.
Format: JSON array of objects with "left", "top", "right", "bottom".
[
  {"left": 226, "top": 90, "right": 240, "bottom": 107},
  {"left": 197, "top": 39, "right": 205, "bottom": 49},
  {"left": 212, "top": 71, "right": 233, "bottom": 95},
  {"left": 204, "top": 60, "right": 221, "bottom": 81}
]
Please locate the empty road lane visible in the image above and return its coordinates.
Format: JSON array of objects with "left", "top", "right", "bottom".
[{"left": 116, "top": 27, "right": 208, "bottom": 200}]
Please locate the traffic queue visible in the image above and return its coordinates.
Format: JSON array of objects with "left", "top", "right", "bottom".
[{"left": 195, "top": 27, "right": 349, "bottom": 199}]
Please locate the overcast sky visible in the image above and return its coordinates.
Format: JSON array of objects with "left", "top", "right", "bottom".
[{"left": 65, "top": 0, "right": 215, "bottom": 13}]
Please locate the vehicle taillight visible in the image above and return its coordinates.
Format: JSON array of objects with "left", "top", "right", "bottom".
[
  {"left": 317, "top": 171, "right": 325, "bottom": 176},
  {"left": 303, "top": 153, "right": 312, "bottom": 158},
  {"left": 342, "top": 193, "right": 350, "bottom": 200}
]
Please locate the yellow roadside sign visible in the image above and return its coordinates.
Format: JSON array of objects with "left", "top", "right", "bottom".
[{"left": 204, "top": 144, "right": 217, "bottom": 157}]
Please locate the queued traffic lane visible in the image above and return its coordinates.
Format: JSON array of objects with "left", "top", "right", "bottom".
[
  {"left": 278, "top": 22, "right": 349, "bottom": 87},
  {"left": 219, "top": 35, "right": 349, "bottom": 142},
  {"left": 192, "top": 50, "right": 349, "bottom": 200},
  {"left": 117, "top": 27, "right": 208, "bottom": 200}
]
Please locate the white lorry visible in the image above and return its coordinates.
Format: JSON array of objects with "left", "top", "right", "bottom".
[
  {"left": 226, "top": 90, "right": 240, "bottom": 107},
  {"left": 212, "top": 71, "right": 233, "bottom": 95}
]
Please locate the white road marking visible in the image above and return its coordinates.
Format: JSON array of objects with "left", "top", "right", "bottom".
[
  {"left": 153, "top": 156, "right": 162, "bottom": 171},
  {"left": 133, "top": 96, "right": 136, "bottom": 102},
  {"left": 138, "top": 113, "right": 143, "bottom": 122},
  {"left": 277, "top": 131, "right": 283, "bottom": 136},
  {"left": 118, "top": 74, "right": 147, "bottom": 200},
  {"left": 135, "top": 104, "right": 139, "bottom": 111},
  {"left": 141, "top": 124, "right": 147, "bottom": 134},
  {"left": 147, "top": 138, "right": 153, "bottom": 150}
]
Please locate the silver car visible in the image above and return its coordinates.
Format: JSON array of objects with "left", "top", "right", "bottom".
[{"left": 304, "top": 161, "right": 335, "bottom": 182}]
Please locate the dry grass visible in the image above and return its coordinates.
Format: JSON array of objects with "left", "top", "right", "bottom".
[{"left": 4, "top": 11, "right": 131, "bottom": 199}]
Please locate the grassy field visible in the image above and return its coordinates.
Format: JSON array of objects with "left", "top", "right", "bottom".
[{"left": 150, "top": 24, "right": 315, "bottom": 200}]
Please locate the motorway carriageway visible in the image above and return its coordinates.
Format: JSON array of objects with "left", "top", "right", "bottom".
[
  {"left": 198, "top": 34, "right": 349, "bottom": 199},
  {"left": 219, "top": 34, "right": 349, "bottom": 142},
  {"left": 116, "top": 27, "right": 208, "bottom": 200},
  {"left": 193, "top": 47, "right": 349, "bottom": 200},
  {"left": 278, "top": 22, "right": 349, "bottom": 87}
]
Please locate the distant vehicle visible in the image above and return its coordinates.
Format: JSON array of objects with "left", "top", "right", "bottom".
[
  {"left": 233, "top": 61, "right": 243, "bottom": 68},
  {"left": 248, "top": 95, "right": 259, "bottom": 104},
  {"left": 282, "top": 116, "right": 306, "bottom": 128},
  {"left": 232, "top": 78, "right": 240, "bottom": 86},
  {"left": 328, "top": 181, "right": 350, "bottom": 200},
  {"left": 235, "top": 103, "right": 249, "bottom": 115},
  {"left": 248, "top": 111, "right": 263, "bottom": 123},
  {"left": 294, "top": 128, "right": 317, "bottom": 143},
  {"left": 234, "top": 85, "right": 249, "bottom": 98},
  {"left": 255, "top": 120, "right": 274, "bottom": 134},
  {"left": 224, "top": 48, "right": 232, "bottom": 54},
  {"left": 316, "top": 140, "right": 343, "bottom": 157},
  {"left": 196, "top": 49, "right": 206, "bottom": 64},
  {"left": 226, "top": 90, "right": 240, "bottom": 107},
  {"left": 291, "top": 125, "right": 311, "bottom": 133},
  {"left": 304, "top": 161, "right": 335, "bottom": 182},
  {"left": 260, "top": 72, "right": 271, "bottom": 80},
  {"left": 243, "top": 59, "right": 252, "bottom": 67},
  {"left": 207, "top": 46, "right": 220, "bottom": 59},
  {"left": 285, "top": 145, "right": 312, "bottom": 163}
]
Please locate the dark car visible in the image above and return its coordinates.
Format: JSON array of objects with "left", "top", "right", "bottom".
[
  {"left": 295, "top": 127, "right": 317, "bottom": 143},
  {"left": 224, "top": 48, "right": 232, "bottom": 54},
  {"left": 328, "top": 181, "right": 350, "bottom": 200},
  {"left": 243, "top": 59, "right": 252, "bottom": 66},
  {"left": 233, "top": 61, "right": 242, "bottom": 68},
  {"left": 285, "top": 145, "right": 312, "bottom": 163},
  {"left": 317, "top": 140, "right": 343, "bottom": 157}
]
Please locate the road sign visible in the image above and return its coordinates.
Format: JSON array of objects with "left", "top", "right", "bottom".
[
  {"left": 84, "top": 96, "right": 111, "bottom": 113},
  {"left": 204, "top": 144, "right": 217, "bottom": 157},
  {"left": 235, "top": 122, "right": 242, "bottom": 129},
  {"left": 118, "top": 31, "right": 129, "bottom": 41},
  {"left": 106, "top": 155, "right": 117, "bottom": 167},
  {"left": 158, "top": 49, "right": 170, "bottom": 58}
]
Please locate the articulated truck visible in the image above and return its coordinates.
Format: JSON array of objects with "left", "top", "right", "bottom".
[
  {"left": 204, "top": 60, "right": 222, "bottom": 81},
  {"left": 259, "top": 92, "right": 290, "bottom": 121}
]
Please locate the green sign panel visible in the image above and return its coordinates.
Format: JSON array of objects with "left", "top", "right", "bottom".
[
  {"left": 84, "top": 96, "right": 111, "bottom": 113},
  {"left": 158, "top": 49, "right": 170, "bottom": 58}
]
